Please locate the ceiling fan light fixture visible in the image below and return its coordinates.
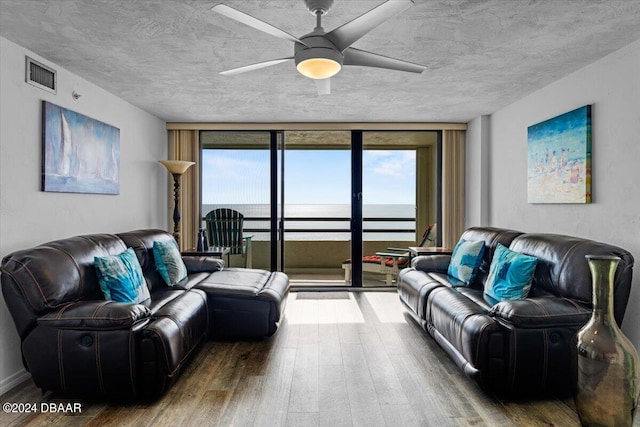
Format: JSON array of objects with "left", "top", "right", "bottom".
[
  {"left": 296, "top": 57, "right": 341, "bottom": 79},
  {"left": 295, "top": 45, "right": 343, "bottom": 79}
]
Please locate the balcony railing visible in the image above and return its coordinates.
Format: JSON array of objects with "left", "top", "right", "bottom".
[{"left": 203, "top": 216, "right": 415, "bottom": 236}]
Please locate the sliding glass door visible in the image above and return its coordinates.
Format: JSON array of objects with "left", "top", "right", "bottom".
[
  {"left": 280, "top": 131, "right": 352, "bottom": 286},
  {"left": 359, "top": 132, "right": 438, "bottom": 286}
]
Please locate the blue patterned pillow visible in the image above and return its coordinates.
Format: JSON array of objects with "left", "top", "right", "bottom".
[
  {"left": 447, "top": 239, "right": 485, "bottom": 284},
  {"left": 484, "top": 243, "right": 538, "bottom": 302},
  {"left": 153, "top": 240, "right": 187, "bottom": 286},
  {"left": 95, "top": 248, "right": 150, "bottom": 303}
]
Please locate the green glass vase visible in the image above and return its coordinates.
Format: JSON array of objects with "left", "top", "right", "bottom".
[{"left": 576, "top": 255, "right": 640, "bottom": 427}]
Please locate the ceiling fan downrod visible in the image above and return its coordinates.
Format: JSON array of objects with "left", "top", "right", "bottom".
[
  {"left": 304, "top": 0, "right": 334, "bottom": 16},
  {"left": 305, "top": 0, "right": 333, "bottom": 31}
]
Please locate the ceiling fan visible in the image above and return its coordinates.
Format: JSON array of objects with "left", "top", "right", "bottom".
[{"left": 212, "top": 0, "right": 426, "bottom": 95}]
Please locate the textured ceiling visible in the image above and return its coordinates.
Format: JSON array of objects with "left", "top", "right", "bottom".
[{"left": 2, "top": 0, "right": 640, "bottom": 123}]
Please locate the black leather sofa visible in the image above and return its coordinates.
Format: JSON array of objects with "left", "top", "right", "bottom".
[
  {"left": 1, "top": 229, "right": 289, "bottom": 398},
  {"left": 398, "top": 226, "right": 634, "bottom": 396}
]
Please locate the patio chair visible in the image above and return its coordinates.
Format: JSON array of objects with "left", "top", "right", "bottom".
[
  {"left": 342, "top": 224, "right": 436, "bottom": 286},
  {"left": 204, "top": 208, "right": 253, "bottom": 268}
]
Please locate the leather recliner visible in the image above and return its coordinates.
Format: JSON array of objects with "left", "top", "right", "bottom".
[
  {"left": 397, "top": 226, "right": 634, "bottom": 396},
  {"left": 1, "top": 229, "right": 289, "bottom": 398}
]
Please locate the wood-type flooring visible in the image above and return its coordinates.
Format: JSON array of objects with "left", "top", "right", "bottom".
[{"left": 0, "top": 291, "right": 582, "bottom": 426}]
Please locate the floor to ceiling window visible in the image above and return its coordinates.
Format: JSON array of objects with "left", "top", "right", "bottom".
[
  {"left": 200, "top": 131, "right": 273, "bottom": 269},
  {"left": 200, "top": 129, "right": 439, "bottom": 287}
]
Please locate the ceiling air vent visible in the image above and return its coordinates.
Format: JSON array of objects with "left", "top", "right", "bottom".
[{"left": 25, "top": 56, "right": 57, "bottom": 94}]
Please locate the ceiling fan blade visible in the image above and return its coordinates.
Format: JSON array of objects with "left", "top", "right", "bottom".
[
  {"left": 315, "top": 78, "right": 331, "bottom": 95},
  {"left": 325, "top": 0, "right": 414, "bottom": 51},
  {"left": 220, "top": 57, "right": 294, "bottom": 76},
  {"left": 212, "top": 4, "right": 307, "bottom": 46},
  {"left": 343, "top": 48, "right": 425, "bottom": 73}
]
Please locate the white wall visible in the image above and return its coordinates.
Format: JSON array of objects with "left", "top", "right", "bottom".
[
  {"left": 0, "top": 37, "right": 168, "bottom": 394},
  {"left": 467, "top": 38, "right": 640, "bottom": 348}
]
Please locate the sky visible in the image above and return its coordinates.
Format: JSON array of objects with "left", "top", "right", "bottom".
[{"left": 202, "top": 149, "right": 416, "bottom": 206}]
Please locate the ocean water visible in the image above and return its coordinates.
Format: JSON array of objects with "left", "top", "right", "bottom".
[{"left": 202, "top": 204, "right": 416, "bottom": 241}]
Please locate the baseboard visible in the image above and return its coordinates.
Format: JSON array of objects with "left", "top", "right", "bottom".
[{"left": 0, "top": 369, "right": 31, "bottom": 397}]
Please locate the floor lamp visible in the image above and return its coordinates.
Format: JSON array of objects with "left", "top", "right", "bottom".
[{"left": 159, "top": 160, "right": 195, "bottom": 246}]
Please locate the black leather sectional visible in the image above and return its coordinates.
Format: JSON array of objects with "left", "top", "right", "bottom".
[
  {"left": 398, "top": 226, "right": 634, "bottom": 397},
  {"left": 1, "top": 229, "right": 289, "bottom": 398}
]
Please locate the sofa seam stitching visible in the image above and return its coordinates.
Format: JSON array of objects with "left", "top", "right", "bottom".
[
  {"left": 58, "top": 329, "right": 65, "bottom": 392},
  {"left": 96, "top": 331, "right": 104, "bottom": 393}
]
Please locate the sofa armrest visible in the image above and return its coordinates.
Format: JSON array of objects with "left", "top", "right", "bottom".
[
  {"left": 410, "top": 254, "right": 451, "bottom": 273},
  {"left": 37, "top": 300, "right": 151, "bottom": 330},
  {"left": 182, "top": 256, "right": 224, "bottom": 273},
  {"left": 489, "top": 297, "right": 591, "bottom": 328}
]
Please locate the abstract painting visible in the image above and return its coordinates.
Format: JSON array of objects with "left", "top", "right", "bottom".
[
  {"left": 527, "top": 105, "right": 592, "bottom": 203},
  {"left": 42, "top": 101, "right": 120, "bottom": 194}
]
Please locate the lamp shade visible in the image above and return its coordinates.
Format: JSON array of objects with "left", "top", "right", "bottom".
[{"left": 159, "top": 160, "right": 195, "bottom": 175}]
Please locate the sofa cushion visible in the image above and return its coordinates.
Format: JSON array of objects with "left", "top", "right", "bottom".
[
  {"left": 0, "top": 234, "right": 126, "bottom": 313},
  {"left": 142, "top": 289, "right": 208, "bottom": 375},
  {"left": 426, "top": 287, "right": 504, "bottom": 378},
  {"left": 456, "top": 287, "right": 495, "bottom": 312},
  {"left": 143, "top": 288, "right": 186, "bottom": 315},
  {"left": 447, "top": 239, "right": 485, "bottom": 284},
  {"left": 95, "top": 248, "right": 151, "bottom": 303},
  {"left": 484, "top": 244, "right": 537, "bottom": 302},
  {"left": 397, "top": 270, "right": 446, "bottom": 320},
  {"left": 153, "top": 240, "right": 187, "bottom": 286},
  {"left": 508, "top": 233, "right": 634, "bottom": 325}
]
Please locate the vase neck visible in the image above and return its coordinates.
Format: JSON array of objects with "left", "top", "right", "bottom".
[{"left": 587, "top": 255, "right": 619, "bottom": 323}]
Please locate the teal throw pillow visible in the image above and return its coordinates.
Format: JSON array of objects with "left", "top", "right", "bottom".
[
  {"left": 447, "top": 239, "right": 486, "bottom": 284},
  {"left": 153, "top": 240, "right": 188, "bottom": 286},
  {"left": 95, "top": 248, "right": 150, "bottom": 303},
  {"left": 484, "top": 243, "right": 538, "bottom": 302}
]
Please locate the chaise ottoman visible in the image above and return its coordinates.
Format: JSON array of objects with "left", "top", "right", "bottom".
[
  {"left": 118, "top": 229, "right": 290, "bottom": 340},
  {"left": 191, "top": 268, "right": 289, "bottom": 339}
]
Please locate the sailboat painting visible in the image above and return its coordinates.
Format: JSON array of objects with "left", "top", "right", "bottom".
[{"left": 42, "top": 101, "right": 120, "bottom": 194}]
